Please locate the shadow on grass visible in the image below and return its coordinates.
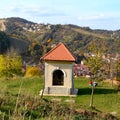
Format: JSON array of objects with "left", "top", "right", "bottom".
[{"left": 77, "top": 87, "right": 117, "bottom": 95}]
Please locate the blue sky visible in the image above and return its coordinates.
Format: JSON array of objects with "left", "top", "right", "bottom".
[{"left": 0, "top": 0, "right": 120, "bottom": 30}]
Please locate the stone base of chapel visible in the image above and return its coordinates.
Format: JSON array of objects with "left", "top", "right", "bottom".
[{"left": 39, "top": 87, "right": 78, "bottom": 96}]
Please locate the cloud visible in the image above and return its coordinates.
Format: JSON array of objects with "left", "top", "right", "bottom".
[
  {"left": 7, "top": 4, "right": 66, "bottom": 18},
  {"left": 77, "top": 14, "right": 120, "bottom": 30},
  {"left": 78, "top": 13, "right": 120, "bottom": 21},
  {"left": 78, "top": 14, "right": 105, "bottom": 20}
]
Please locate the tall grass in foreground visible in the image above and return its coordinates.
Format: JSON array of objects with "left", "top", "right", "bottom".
[{"left": 0, "top": 76, "right": 120, "bottom": 119}]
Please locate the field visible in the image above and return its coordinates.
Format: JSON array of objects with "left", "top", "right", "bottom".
[{"left": 0, "top": 76, "right": 120, "bottom": 119}]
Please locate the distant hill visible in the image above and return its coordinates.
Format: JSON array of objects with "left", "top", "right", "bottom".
[{"left": 0, "top": 17, "right": 119, "bottom": 61}]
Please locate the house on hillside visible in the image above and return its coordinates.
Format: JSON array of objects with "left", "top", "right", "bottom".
[
  {"left": 74, "top": 63, "right": 90, "bottom": 77},
  {"left": 40, "top": 43, "right": 78, "bottom": 96}
]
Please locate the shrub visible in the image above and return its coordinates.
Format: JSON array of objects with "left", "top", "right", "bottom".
[
  {"left": 0, "top": 55, "right": 22, "bottom": 78},
  {"left": 25, "top": 66, "right": 40, "bottom": 77}
]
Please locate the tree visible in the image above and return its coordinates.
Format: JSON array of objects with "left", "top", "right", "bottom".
[
  {"left": 0, "top": 55, "right": 22, "bottom": 78},
  {"left": 84, "top": 40, "right": 105, "bottom": 107},
  {"left": 0, "top": 31, "right": 10, "bottom": 54},
  {"left": 28, "top": 42, "right": 44, "bottom": 61},
  {"left": 28, "top": 38, "right": 53, "bottom": 63},
  {"left": 115, "top": 59, "right": 120, "bottom": 81}
]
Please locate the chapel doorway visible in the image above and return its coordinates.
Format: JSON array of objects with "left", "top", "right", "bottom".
[{"left": 53, "top": 70, "right": 64, "bottom": 85}]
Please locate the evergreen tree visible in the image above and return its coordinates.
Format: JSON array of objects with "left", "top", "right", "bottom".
[{"left": 0, "top": 31, "right": 10, "bottom": 54}]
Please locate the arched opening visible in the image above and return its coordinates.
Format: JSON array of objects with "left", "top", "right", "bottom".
[{"left": 53, "top": 70, "right": 64, "bottom": 85}]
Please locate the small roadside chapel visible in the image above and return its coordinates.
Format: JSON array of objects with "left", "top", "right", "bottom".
[{"left": 40, "top": 43, "right": 78, "bottom": 96}]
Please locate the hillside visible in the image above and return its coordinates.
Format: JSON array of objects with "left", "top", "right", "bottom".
[{"left": 0, "top": 17, "right": 119, "bottom": 61}]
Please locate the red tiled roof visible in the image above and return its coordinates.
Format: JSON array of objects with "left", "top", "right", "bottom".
[{"left": 41, "top": 43, "right": 75, "bottom": 61}]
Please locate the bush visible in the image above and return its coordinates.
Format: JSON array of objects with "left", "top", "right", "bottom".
[
  {"left": 0, "top": 55, "right": 22, "bottom": 78},
  {"left": 25, "top": 66, "right": 41, "bottom": 77}
]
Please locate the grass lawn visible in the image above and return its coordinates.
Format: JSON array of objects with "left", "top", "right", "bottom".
[
  {"left": 0, "top": 76, "right": 44, "bottom": 96},
  {"left": 0, "top": 76, "right": 120, "bottom": 119},
  {"left": 75, "top": 77, "right": 120, "bottom": 117}
]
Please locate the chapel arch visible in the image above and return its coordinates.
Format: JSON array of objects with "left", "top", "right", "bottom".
[{"left": 52, "top": 69, "right": 64, "bottom": 85}]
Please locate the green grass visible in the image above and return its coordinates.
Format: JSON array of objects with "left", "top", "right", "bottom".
[
  {"left": 75, "top": 77, "right": 120, "bottom": 116},
  {"left": 0, "top": 76, "right": 120, "bottom": 119}
]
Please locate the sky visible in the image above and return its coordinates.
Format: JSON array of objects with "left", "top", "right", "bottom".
[{"left": 0, "top": 0, "right": 120, "bottom": 30}]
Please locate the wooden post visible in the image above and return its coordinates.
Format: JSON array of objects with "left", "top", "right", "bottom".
[{"left": 89, "top": 75, "right": 94, "bottom": 108}]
